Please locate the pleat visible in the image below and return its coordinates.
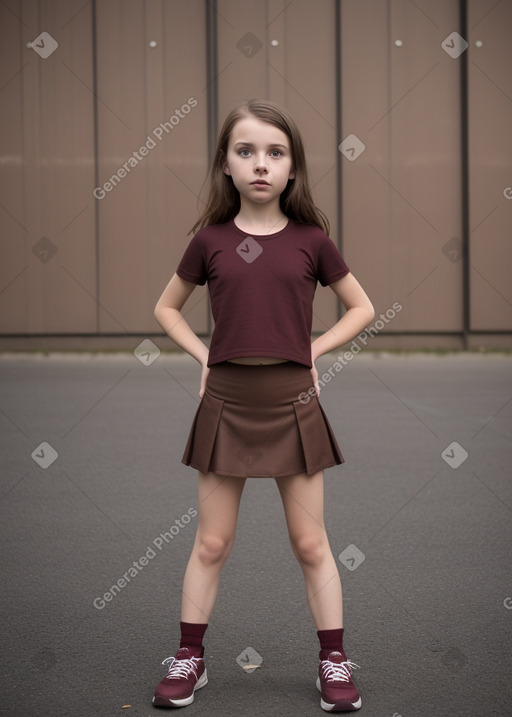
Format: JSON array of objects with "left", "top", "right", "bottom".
[
  {"left": 181, "top": 391, "right": 224, "bottom": 474},
  {"left": 293, "top": 396, "right": 345, "bottom": 475}
]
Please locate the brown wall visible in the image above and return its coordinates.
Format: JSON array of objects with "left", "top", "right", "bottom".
[{"left": 1, "top": 0, "right": 511, "bottom": 351}]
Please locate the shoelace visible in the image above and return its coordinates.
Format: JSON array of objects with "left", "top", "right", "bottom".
[
  {"left": 162, "top": 655, "right": 200, "bottom": 680},
  {"left": 321, "top": 659, "right": 360, "bottom": 683}
]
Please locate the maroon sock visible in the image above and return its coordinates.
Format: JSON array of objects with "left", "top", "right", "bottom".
[
  {"left": 179, "top": 621, "right": 208, "bottom": 658},
  {"left": 317, "top": 627, "right": 345, "bottom": 661}
]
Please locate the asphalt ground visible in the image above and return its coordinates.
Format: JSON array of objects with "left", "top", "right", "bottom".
[{"left": 0, "top": 351, "right": 511, "bottom": 717}]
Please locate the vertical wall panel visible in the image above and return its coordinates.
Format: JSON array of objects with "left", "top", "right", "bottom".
[
  {"left": 95, "top": 0, "right": 147, "bottom": 334},
  {"left": 0, "top": 0, "right": 27, "bottom": 332},
  {"left": 339, "top": 0, "right": 391, "bottom": 322},
  {"left": 467, "top": 0, "right": 512, "bottom": 331},
  {"left": 157, "top": 0, "right": 209, "bottom": 335},
  {"left": 0, "top": 0, "right": 96, "bottom": 334},
  {"left": 340, "top": 0, "right": 463, "bottom": 332},
  {"left": 389, "top": 0, "right": 463, "bottom": 331},
  {"left": 95, "top": 0, "right": 209, "bottom": 334}
]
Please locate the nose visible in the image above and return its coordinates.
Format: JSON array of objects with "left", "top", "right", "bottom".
[{"left": 254, "top": 153, "right": 268, "bottom": 173}]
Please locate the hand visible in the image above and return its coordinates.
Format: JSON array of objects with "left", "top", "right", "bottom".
[
  {"left": 310, "top": 361, "right": 320, "bottom": 398},
  {"left": 199, "top": 363, "right": 210, "bottom": 398}
]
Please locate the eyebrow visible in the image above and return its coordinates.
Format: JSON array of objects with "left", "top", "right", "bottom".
[{"left": 233, "top": 141, "right": 289, "bottom": 150}]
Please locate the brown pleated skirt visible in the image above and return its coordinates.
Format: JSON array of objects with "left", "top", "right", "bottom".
[{"left": 181, "top": 361, "right": 344, "bottom": 478}]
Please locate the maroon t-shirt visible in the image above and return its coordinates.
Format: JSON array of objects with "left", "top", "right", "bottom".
[{"left": 176, "top": 218, "right": 350, "bottom": 368}]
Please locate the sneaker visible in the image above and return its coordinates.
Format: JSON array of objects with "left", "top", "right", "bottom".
[
  {"left": 152, "top": 647, "right": 208, "bottom": 708},
  {"left": 316, "top": 650, "right": 361, "bottom": 712}
]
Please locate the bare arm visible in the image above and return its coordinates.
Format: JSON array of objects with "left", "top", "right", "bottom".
[
  {"left": 311, "top": 272, "right": 375, "bottom": 362},
  {"left": 154, "top": 273, "right": 209, "bottom": 368}
]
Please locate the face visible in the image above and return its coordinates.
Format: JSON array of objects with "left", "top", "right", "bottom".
[{"left": 222, "top": 116, "right": 295, "bottom": 206}]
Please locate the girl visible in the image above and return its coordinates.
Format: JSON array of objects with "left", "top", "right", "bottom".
[{"left": 152, "top": 99, "right": 374, "bottom": 713}]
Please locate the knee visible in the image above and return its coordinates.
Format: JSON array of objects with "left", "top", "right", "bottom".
[
  {"left": 292, "top": 532, "right": 327, "bottom": 567},
  {"left": 196, "top": 533, "right": 232, "bottom": 567}
]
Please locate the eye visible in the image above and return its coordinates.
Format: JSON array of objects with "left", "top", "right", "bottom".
[
  {"left": 270, "top": 149, "right": 283, "bottom": 157},
  {"left": 238, "top": 148, "right": 251, "bottom": 157}
]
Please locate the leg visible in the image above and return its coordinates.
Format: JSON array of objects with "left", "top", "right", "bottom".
[
  {"left": 181, "top": 470, "right": 246, "bottom": 623},
  {"left": 275, "top": 469, "right": 343, "bottom": 630}
]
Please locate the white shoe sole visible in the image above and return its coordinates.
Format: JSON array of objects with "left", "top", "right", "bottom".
[
  {"left": 316, "top": 676, "right": 362, "bottom": 711},
  {"left": 153, "top": 668, "right": 208, "bottom": 708}
]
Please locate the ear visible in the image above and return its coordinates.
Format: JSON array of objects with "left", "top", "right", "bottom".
[
  {"left": 289, "top": 168, "right": 295, "bottom": 180},
  {"left": 222, "top": 162, "right": 231, "bottom": 176}
]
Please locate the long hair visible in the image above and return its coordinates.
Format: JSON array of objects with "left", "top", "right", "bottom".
[{"left": 190, "top": 99, "right": 330, "bottom": 235}]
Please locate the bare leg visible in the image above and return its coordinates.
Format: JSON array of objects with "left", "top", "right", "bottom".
[
  {"left": 181, "top": 471, "right": 246, "bottom": 623},
  {"left": 275, "top": 469, "right": 343, "bottom": 630}
]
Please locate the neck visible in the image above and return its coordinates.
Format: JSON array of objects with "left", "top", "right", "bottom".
[{"left": 235, "top": 197, "right": 288, "bottom": 234}]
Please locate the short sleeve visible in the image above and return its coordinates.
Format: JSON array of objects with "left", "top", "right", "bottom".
[
  {"left": 176, "top": 232, "right": 208, "bottom": 285},
  {"left": 316, "top": 235, "right": 350, "bottom": 286}
]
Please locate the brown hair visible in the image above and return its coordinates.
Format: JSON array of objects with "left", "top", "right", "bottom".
[{"left": 190, "top": 99, "right": 330, "bottom": 235}]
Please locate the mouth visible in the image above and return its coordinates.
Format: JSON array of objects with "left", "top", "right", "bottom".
[{"left": 251, "top": 180, "right": 270, "bottom": 186}]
